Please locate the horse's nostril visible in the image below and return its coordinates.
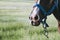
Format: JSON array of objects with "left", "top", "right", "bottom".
[
  {"left": 29, "top": 17, "right": 32, "bottom": 20},
  {"left": 34, "top": 15, "right": 38, "bottom": 20},
  {"left": 29, "top": 17, "right": 30, "bottom": 19}
]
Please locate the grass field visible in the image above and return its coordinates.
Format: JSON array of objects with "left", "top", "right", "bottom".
[{"left": 0, "top": 0, "right": 60, "bottom": 40}]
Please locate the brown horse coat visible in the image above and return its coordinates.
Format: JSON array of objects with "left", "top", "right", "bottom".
[{"left": 40, "top": 0, "right": 60, "bottom": 33}]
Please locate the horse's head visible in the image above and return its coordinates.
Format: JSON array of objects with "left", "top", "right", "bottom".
[
  {"left": 29, "top": 4, "right": 45, "bottom": 26},
  {"left": 29, "top": 0, "right": 54, "bottom": 26}
]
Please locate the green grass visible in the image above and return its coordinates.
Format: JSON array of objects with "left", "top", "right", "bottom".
[
  {"left": 0, "top": 0, "right": 34, "bottom": 2},
  {"left": 0, "top": 1, "right": 60, "bottom": 40}
]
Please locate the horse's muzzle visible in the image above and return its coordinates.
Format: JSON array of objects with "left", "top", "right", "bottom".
[
  {"left": 29, "top": 15, "right": 40, "bottom": 26},
  {"left": 31, "top": 21, "right": 40, "bottom": 26}
]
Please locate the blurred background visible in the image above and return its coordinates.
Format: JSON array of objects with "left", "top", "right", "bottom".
[{"left": 0, "top": 0, "right": 60, "bottom": 40}]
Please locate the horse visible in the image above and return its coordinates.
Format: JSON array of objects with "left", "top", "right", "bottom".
[{"left": 29, "top": 0, "right": 60, "bottom": 33}]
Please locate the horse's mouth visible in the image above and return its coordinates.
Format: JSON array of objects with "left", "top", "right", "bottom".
[
  {"left": 29, "top": 15, "right": 40, "bottom": 26},
  {"left": 31, "top": 21, "right": 40, "bottom": 26}
]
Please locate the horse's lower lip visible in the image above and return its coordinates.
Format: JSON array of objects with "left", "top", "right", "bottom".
[{"left": 31, "top": 21, "right": 40, "bottom": 26}]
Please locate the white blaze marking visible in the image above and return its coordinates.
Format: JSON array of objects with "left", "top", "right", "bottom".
[{"left": 31, "top": 7, "right": 39, "bottom": 18}]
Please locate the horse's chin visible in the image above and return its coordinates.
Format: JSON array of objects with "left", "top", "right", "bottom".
[{"left": 31, "top": 21, "right": 40, "bottom": 26}]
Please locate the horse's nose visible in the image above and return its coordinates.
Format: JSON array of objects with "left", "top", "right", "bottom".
[{"left": 29, "top": 15, "right": 40, "bottom": 22}]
